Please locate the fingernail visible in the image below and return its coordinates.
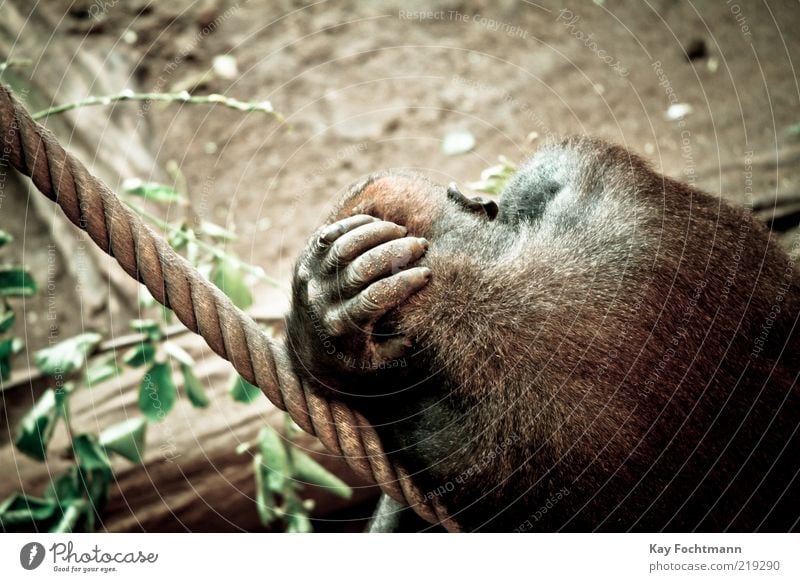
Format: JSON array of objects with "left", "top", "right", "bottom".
[
  {"left": 421, "top": 267, "right": 432, "bottom": 279},
  {"left": 418, "top": 238, "right": 429, "bottom": 250},
  {"left": 322, "top": 224, "right": 343, "bottom": 242}
]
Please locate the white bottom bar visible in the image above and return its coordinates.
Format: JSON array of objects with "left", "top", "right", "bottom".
[{"left": 1, "top": 533, "right": 797, "bottom": 581}]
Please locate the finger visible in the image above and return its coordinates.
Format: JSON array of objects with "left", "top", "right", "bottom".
[
  {"left": 338, "top": 237, "right": 429, "bottom": 296},
  {"left": 349, "top": 266, "right": 431, "bottom": 323},
  {"left": 322, "top": 221, "right": 408, "bottom": 273},
  {"left": 298, "top": 215, "right": 379, "bottom": 281},
  {"left": 324, "top": 267, "right": 431, "bottom": 334},
  {"left": 321, "top": 214, "right": 380, "bottom": 244},
  {"left": 311, "top": 215, "right": 379, "bottom": 257}
]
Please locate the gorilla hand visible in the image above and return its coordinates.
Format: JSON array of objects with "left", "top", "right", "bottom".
[{"left": 289, "top": 214, "right": 430, "bottom": 385}]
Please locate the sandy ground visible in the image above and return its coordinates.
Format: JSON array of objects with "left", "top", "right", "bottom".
[
  {"left": 3, "top": 0, "right": 800, "bottom": 531},
  {"left": 53, "top": 0, "right": 800, "bottom": 318}
]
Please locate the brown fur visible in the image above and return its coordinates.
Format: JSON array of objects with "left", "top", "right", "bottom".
[{"left": 290, "top": 137, "right": 800, "bottom": 531}]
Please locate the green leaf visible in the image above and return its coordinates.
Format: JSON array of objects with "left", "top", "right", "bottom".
[
  {"left": 72, "top": 435, "right": 112, "bottom": 528},
  {"left": 258, "top": 426, "right": 289, "bottom": 492},
  {"left": 253, "top": 454, "right": 279, "bottom": 528},
  {"left": 0, "top": 494, "right": 57, "bottom": 528},
  {"left": 200, "top": 221, "right": 237, "bottom": 241},
  {"left": 468, "top": 156, "right": 517, "bottom": 196},
  {"left": 229, "top": 374, "right": 261, "bottom": 404},
  {"left": 73, "top": 434, "right": 112, "bottom": 473},
  {"left": 138, "top": 362, "right": 177, "bottom": 421},
  {"left": 285, "top": 495, "right": 312, "bottom": 533},
  {"left": 123, "top": 342, "right": 156, "bottom": 368},
  {"left": 164, "top": 341, "right": 194, "bottom": 367},
  {"left": 181, "top": 364, "right": 209, "bottom": 408},
  {"left": 83, "top": 469, "right": 110, "bottom": 532},
  {"left": 85, "top": 355, "right": 120, "bottom": 386},
  {"left": 168, "top": 227, "right": 190, "bottom": 251},
  {"left": 54, "top": 382, "right": 74, "bottom": 417},
  {"left": 211, "top": 257, "right": 253, "bottom": 310},
  {"left": 50, "top": 499, "right": 86, "bottom": 533},
  {"left": 34, "top": 332, "right": 102, "bottom": 376},
  {"left": 0, "top": 303, "right": 15, "bottom": 333},
  {"left": 292, "top": 450, "right": 352, "bottom": 499},
  {"left": 0, "top": 230, "right": 12, "bottom": 247},
  {"left": 129, "top": 318, "right": 163, "bottom": 340},
  {"left": 46, "top": 467, "right": 82, "bottom": 503},
  {"left": 286, "top": 514, "right": 312, "bottom": 532},
  {"left": 14, "top": 389, "right": 59, "bottom": 461},
  {"left": 0, "top": 268, "right": 37, "bottom": 297},
  {"left": 122, "top": 179, "right": 184, "bottom": 203},
  {"left": 0, "top": 337, "right": 23, "bottom": 381},
  {"left": 99, "top": 418, "right": 147, "bottom": 463},
  {"left": 286, "top": 514, "right": 312, "bottom": 533}
]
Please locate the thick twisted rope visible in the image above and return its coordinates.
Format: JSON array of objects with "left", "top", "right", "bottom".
[{"left": 0, "top": 84, "right": 459, "bottom": 531}]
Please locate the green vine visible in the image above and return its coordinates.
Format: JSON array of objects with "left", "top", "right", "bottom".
[
  {"left": 31, "top": 89, "right": 283, "bottom": 122},
  {"left": 0, "top": 87, "right": 349, "bottom": 533}
]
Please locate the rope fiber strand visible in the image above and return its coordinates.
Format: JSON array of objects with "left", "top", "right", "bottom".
[{"left": 0, "top": 84, "right": 459, "bottom": 532}]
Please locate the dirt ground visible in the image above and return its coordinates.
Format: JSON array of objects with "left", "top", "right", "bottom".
[
  {"left": 4, "top": 0, "right": 800, "bottom": 531},
  {"left": 49, "top": 0, "right": 800, "bottom": 316},
  {"left": 1, "top": 0, "right": 797, "bottom": 347}
]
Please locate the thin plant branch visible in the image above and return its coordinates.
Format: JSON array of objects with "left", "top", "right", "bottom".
[
  {"left": 28, "top": 87, "right": 286, "bottom": 288},
  {"left": 0, "top": 59, "right": 33, "bottom": 75},
  {"left": 31, "top": 90, "right": 284, "bottom": 122},
  {"left": 123, "top": 199, "right": 286, "bottom": 289},
  {"left": 4, "top": 316, "right": 284, "bottom": 392}
]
